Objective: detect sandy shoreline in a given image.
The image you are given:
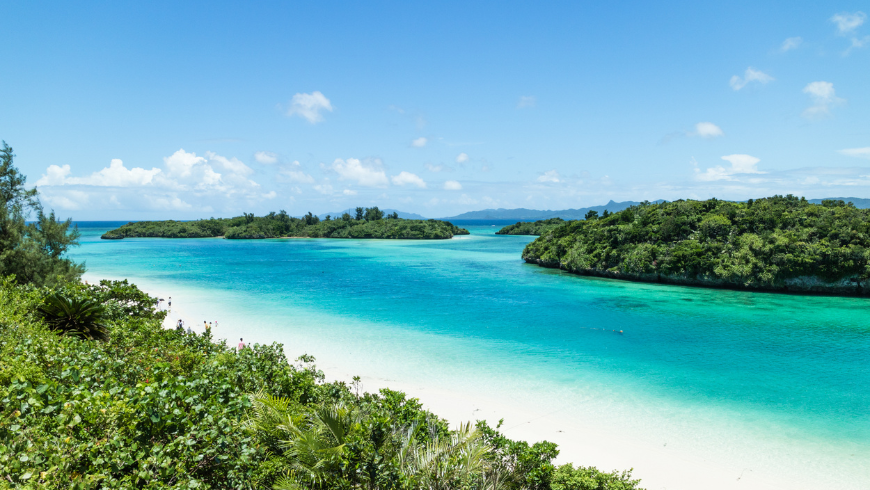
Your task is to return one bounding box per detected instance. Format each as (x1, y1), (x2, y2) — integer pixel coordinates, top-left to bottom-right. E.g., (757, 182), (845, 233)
(87, 273), (836, 490)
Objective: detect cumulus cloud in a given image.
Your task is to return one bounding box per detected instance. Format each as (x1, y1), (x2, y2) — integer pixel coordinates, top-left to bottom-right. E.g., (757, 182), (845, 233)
(37, 159), (162, 187)
(537, 170), (561, 183)
(35, 149), (272, 214)
(839, 147), (870, 159)
(831, 12), (866, 34)
(331, 158), (389, 187)
(343, 189), (357, 195)
(391, 171), (427, 188)
(314, 184), (334, 195)
(411, 137), (428, 148)
(286, 91), (333, 123)
(730, 67), (774, 90)
(443, 180), (462, 190)
(802, 81), (844, 119)
(780, 37), (802, 52)
(695, 154), (763, 181)
(517, 96), (536, 108)
(280, 169), (315, 184)
(254, 151), (278, 164)
(690, 122), (724, 138)
(455, 153), (469, 163)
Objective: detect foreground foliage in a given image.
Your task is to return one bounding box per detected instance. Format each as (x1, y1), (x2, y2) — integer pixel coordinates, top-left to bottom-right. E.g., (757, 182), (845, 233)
(523, 195), (870, 293)
(101, 208), (469, 240)
(0, 278), (643, 489)
(496, 218), (568, 236)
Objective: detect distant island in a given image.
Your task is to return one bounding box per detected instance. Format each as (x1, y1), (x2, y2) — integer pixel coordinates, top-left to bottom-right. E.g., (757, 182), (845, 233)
(443, 200), (666, 220)
(101, 207), (469, 240)
(442, 197), (870, 221)
(523, 196), (870, 295)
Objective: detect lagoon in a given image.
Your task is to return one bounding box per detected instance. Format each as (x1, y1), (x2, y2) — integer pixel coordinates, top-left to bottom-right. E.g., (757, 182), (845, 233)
(71, 221), (870, 490)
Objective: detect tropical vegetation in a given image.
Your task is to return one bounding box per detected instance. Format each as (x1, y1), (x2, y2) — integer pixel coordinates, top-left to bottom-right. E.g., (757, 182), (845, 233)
(523, 195), (870, 293)
(101, 208), (469, 240)
(496, 219), (569, 236)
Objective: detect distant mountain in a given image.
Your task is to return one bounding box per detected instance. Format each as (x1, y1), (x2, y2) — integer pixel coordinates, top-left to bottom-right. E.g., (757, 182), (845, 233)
(809, 197), (870, 209)
(317, 208), (428, 220)
(441, 200), (666, 220)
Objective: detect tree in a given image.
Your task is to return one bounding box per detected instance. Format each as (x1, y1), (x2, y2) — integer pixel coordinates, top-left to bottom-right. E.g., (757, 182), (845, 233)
(342, 213), (352, 222)
(584, 210), (598, 220)
(364, 206), (384, 221)
(304, 212), (320, 225)
(601, 210), (611, 218)
(0, 141), (83, 286)
(355, 207), (365, 220)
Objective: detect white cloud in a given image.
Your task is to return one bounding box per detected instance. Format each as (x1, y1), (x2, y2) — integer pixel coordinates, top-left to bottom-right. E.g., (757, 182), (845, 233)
(691, 122), (724, 138)
(831, 12), (866, 34)
(802, 81), (844, 119)
(730, 67), (774, 90)
(426, 163), (452, 172)
(262, 191), (277, 199)
(331, 158), (389, 187)
(411, 137), (428, 148)
(35, 164), (72, 186)
(254, 151), (278, 164)
(443, 180), (462, 190)
(696, 154), (763, 181)
(286, 91), (333, 123)
(780, 37), (802, 52)
(391, 171), (427, 188)
(280, 169), (315, 184)
(343, 189), (357, 195)
(314, 184), (334, 195)
(537, 170), (561, 183)
(455, 152), (469, 163)
(517, 96), (537, 108)
(205, 151), (253, 176)
(37, 159), (162, 187)
(839, 147), (870, 159)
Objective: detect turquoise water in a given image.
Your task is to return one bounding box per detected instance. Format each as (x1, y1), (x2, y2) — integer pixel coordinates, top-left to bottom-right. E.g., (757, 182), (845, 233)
(70, 222), (870, 488)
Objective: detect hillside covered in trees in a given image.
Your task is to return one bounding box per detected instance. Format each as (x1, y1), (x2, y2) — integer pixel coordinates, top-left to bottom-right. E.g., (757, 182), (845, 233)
(101, 207), (469, 240)
(523, 196), (870, 295)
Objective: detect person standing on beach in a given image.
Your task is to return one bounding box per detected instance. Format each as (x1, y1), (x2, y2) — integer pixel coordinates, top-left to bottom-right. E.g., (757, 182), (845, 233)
(237, 338), (245, 351)
(204, 321), (208, 330)
(168, 297), (172, 309)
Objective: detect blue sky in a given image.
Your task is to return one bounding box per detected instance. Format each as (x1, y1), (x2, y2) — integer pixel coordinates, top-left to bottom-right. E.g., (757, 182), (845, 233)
(1, 1), (868, 219)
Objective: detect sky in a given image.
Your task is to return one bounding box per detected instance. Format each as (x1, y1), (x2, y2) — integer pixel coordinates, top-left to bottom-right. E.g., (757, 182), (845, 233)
(1, 1), (869, 219)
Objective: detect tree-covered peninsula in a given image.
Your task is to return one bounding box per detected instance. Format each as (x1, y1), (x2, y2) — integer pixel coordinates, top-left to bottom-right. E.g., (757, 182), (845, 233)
(101, 207), (470, 240)
(523, 195), (870, 295)
(497, 218), (569, 236)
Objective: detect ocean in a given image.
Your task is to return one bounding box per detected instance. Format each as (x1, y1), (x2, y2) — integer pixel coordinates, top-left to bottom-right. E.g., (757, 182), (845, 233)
(70, 221), (870, 489)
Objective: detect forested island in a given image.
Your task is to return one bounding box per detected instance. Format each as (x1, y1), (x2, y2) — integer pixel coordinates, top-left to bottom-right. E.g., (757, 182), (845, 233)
(101, 207), (469, 240)
(1, 142), (642, 488)
(523, 195), (870, 295)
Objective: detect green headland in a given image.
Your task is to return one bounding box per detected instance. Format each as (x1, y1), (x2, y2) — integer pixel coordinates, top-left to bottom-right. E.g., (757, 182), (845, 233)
(522, 195), (870, 295)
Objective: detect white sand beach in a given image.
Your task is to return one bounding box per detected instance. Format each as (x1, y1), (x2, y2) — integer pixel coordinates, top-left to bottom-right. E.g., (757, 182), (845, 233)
(103, 276), (822, 490)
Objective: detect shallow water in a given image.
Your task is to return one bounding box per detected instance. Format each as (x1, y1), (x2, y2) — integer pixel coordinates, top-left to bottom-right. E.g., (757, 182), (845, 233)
(71, 221), (870, 488)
